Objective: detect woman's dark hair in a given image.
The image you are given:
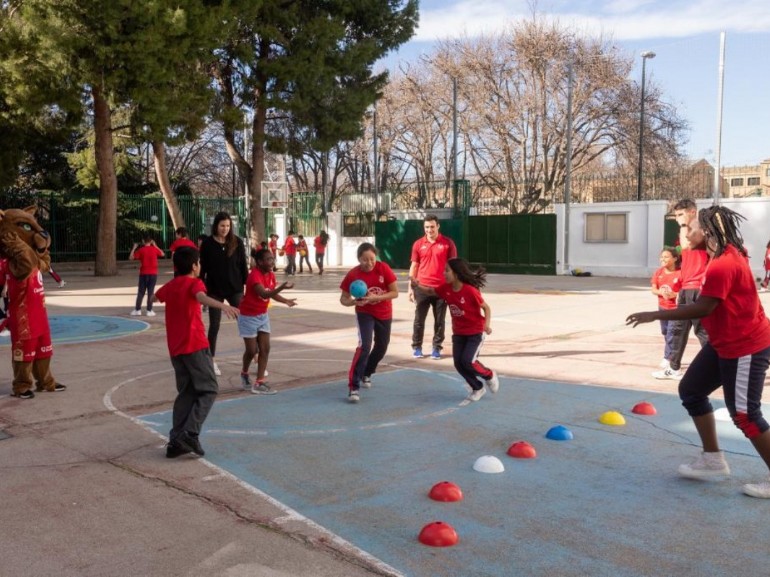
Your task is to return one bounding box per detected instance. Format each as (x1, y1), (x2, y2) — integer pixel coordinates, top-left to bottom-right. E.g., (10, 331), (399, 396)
(661, 246), (680, 269)
(319, 230), (329, 246)
(698, 205), (747, 258)
(357, 242), (377, 259)
(211, 212), (238, 256)
(173, 246), (199, 275)
(447, 258), (487, 289)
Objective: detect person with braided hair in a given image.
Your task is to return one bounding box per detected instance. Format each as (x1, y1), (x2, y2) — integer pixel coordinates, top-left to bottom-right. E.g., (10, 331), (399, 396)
(627, 205), (770, 498)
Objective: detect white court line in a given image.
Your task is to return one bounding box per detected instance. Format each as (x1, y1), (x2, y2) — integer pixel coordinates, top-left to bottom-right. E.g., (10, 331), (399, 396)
(103, 366), (406, 577)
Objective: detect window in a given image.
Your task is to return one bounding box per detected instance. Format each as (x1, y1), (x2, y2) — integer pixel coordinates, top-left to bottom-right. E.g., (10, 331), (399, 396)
(730, 177), (744, 186)
(766, 168), (770, 177)
(748, 177), (760, 186)
(585, 212), (627, 243)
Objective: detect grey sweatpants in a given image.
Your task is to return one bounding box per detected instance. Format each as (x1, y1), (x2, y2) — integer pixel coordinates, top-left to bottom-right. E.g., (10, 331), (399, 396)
(169, 348), (218, 442)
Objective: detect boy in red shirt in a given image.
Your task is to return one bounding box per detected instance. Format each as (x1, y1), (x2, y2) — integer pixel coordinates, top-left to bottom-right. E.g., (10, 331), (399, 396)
(412, 258), (499, 403)
(340, 242), (399, 403)
(407, 215), (457, 360)
(650, 247), (681, 370)
(627, 206), (770, 498)
(282, 230), (297, 276)
(238, 248), (296, 394)
(129, 234), (165, 316)
(154, 247), (239, 458)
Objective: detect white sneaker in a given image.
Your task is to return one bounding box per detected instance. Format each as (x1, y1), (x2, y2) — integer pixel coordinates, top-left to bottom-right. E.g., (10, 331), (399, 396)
(485, 371), (499, 394)
(146, 310), (156, 317)
(213, 362), (221, 376)
(652, 367), (683, 380)
(466, 388), (486, 402)
(130, 309), (142, 316)
(58, 280), (66, 288)
(678, 451), (730, 479)
(742, 477), (770, 498)
(658, 358), (670, 369)
(0, 329), (9, 337)
(362, 376), (372, 388)
(348, 390), (360, 403)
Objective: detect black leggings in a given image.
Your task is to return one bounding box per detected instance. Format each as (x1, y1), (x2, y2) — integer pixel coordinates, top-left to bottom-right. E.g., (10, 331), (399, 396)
(349, 312), (391, 390)
(207, 292), (243, 357)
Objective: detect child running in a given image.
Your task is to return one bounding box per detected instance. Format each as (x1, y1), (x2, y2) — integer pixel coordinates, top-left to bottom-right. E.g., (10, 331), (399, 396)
(340, 242), (399, 403)
(239, 248), (297, 395)
(627, 206), (770, 498)
(650, 247), (681, 370)
(153, 246), (239, 458)
(411, 258), (499, 402)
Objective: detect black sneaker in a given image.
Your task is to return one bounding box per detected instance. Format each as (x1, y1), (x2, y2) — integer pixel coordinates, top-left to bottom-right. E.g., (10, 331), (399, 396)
(165, 442), (191, 459)
(177, 431), (204, 456)
(13, 390), (35, 399)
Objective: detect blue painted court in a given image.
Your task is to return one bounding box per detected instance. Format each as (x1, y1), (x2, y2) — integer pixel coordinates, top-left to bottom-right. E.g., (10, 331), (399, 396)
(139, 369), (770, 577)
(0, 315), (148, 345)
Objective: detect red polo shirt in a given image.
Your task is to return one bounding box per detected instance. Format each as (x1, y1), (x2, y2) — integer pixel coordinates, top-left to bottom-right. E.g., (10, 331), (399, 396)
(410, 233), (457, 287)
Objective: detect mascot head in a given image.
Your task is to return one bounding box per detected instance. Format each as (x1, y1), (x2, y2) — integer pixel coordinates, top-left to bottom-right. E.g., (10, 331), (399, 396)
(0, 205), (52, 278)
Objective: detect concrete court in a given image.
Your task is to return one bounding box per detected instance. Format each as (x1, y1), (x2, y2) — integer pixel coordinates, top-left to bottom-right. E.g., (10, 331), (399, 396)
(1, 262), (769, 576)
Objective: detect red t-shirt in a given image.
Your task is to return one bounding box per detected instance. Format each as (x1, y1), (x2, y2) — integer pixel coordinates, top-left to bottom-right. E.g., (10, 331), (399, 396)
(699, 245), (770, 358)
(764, 247), (770, 271)
(340, 261), (397, 320)
(155, 276), (210, 357)
(283, 236), (297, 256)
(8, 269), (50, 341)
(268, 239), (278, 255)
(679, 248), (708, 290)
(435, 282), (486, 336)
(314, 236), (326, 255)
(133, 245), (164, 275)
(651, 267), (680, 310)
(240, 268), (275, 316)
(169, 238), (196, 253)
(411, 233), (457, 287)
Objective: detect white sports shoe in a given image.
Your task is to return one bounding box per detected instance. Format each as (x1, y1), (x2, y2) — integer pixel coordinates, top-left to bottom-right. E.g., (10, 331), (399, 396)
(213, 362), (221, 376)
(678, 451), (730, 479)
(466, 388), (486, 402)
(362, 376), (372, 388)
(658, 358), (670, 369)
(743, 477), (770, 498)
(130, 309), (142, 316)
(485, 371), (500, 394)
(652, 367), (683, 380)
(146, 310), (156, 317)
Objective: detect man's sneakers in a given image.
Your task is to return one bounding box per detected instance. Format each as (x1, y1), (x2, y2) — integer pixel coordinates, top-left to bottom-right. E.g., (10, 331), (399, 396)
(678, 451), (730, 479)
(743, 477), (770, 498)
(430, 349), (441, 360)
(485, 371), (500, 394)
(146, 310), (156, 317)
(130, 309), (142, 316)
(212, 362), (222, 376)
(348, 389), (360, 403)
(413, 347), (442, 360)
(466, 388), (486, 402)
(413, 347), (424, 359)
(652, 367), (683, 380)
(362, 376), (372, 388)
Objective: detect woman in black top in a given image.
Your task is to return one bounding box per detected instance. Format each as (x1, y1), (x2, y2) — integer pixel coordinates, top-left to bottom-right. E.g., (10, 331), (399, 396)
(199, 212), (248, 376)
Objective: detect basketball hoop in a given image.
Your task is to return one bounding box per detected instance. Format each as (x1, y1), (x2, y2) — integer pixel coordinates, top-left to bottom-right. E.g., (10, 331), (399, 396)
(261, 181), (289, 208)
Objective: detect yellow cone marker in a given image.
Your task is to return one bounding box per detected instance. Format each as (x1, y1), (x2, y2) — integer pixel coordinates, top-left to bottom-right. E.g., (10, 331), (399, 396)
(599, 411), (626, 426)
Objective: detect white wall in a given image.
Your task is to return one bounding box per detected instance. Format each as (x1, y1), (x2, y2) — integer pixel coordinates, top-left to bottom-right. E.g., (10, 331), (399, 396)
(556, 197), (770, 278)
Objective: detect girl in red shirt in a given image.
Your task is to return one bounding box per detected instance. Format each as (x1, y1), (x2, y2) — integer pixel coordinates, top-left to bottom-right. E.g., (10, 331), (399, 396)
(340, 243), (398, 403)
(650, 247), (681, 369)
(314, 231), (329, 275)
(627, 206), (770, 498)
(129, 234), (165, 317)
(412, 258), (500, 403)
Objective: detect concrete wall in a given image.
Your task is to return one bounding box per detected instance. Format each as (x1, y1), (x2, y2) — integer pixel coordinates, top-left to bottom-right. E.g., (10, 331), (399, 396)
(556, 197), (770, 278)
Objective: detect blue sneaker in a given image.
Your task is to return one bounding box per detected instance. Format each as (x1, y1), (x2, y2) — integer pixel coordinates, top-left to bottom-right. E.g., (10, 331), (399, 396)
(431, 349), (441, 360)
(413, 348), (424, 359)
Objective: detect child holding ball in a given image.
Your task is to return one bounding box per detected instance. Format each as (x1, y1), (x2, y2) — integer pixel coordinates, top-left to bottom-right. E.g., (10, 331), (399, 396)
(340, 243), (398, 403)
(411, 258), (499, 402)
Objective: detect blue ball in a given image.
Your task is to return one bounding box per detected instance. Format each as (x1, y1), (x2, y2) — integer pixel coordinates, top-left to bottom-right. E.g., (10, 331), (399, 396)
(350, 279), (368, 298)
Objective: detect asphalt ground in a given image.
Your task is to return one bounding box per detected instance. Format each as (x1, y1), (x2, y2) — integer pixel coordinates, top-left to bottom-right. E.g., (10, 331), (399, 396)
(1, 263), (769, 576)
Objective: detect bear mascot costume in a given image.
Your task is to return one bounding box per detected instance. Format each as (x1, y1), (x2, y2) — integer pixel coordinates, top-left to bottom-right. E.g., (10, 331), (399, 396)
(0, 206), (64, 398)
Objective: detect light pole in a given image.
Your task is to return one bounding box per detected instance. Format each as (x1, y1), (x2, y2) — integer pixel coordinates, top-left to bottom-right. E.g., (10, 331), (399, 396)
(636, 50), (656, 201)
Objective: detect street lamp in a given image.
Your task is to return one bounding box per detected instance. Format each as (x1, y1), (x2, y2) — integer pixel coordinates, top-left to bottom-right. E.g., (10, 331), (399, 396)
(636, 50), (656, 201)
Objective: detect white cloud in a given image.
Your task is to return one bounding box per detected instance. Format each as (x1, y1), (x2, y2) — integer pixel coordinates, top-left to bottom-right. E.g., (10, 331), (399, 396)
(414, 0), (770, 42)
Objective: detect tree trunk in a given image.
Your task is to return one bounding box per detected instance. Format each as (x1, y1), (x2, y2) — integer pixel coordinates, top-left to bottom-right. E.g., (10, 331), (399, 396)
(92, 85), (118, 276)
(152, 140), (185, 231)
(247, 100), (267, 249)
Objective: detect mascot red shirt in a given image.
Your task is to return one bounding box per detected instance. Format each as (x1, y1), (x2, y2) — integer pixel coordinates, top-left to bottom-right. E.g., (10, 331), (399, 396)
(8, 268), (52, 358)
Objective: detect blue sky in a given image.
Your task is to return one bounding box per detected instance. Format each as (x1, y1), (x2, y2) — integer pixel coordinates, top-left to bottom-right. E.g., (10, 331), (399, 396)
(381, 0), (770, 167)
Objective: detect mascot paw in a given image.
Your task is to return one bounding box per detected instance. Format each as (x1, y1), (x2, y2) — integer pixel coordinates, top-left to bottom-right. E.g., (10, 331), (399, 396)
(36, 383), (66, 392)
(12, 390), (35, 399)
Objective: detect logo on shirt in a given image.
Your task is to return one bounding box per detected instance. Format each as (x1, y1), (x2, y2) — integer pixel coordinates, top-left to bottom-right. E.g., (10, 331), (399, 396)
(448, 304), (465, 317)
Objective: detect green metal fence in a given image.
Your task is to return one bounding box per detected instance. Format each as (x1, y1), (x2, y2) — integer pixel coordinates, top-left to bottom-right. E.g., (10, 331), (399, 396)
(0, 192), (246, 261)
